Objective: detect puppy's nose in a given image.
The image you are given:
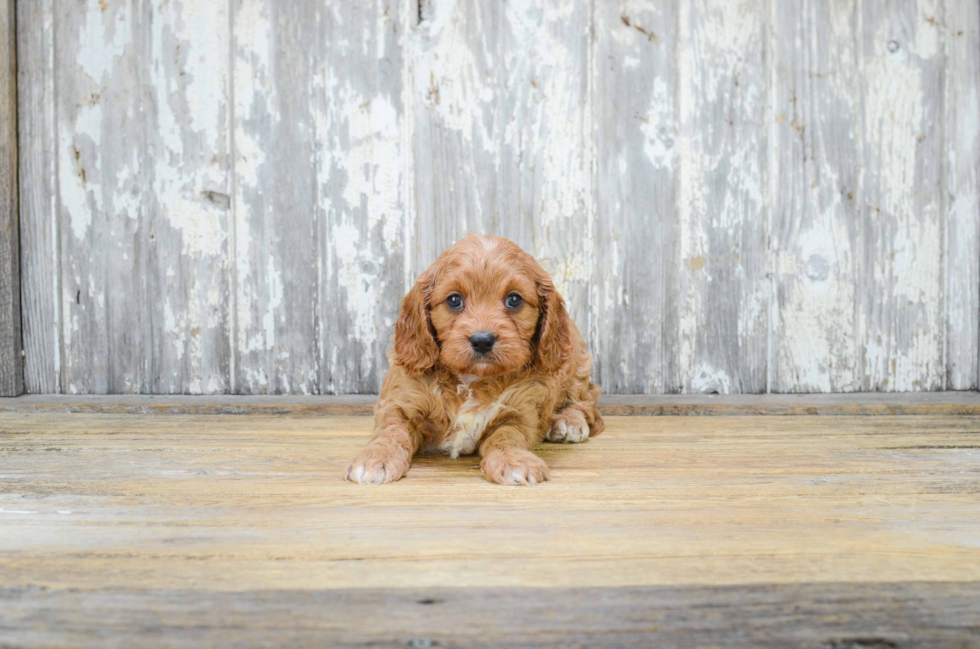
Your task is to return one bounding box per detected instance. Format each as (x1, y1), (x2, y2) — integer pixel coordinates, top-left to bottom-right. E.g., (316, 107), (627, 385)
(469, 332), (497, 355)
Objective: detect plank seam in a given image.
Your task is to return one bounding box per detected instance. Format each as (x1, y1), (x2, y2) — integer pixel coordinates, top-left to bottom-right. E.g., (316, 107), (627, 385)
(311, 3), (321, 396)
(941, 0), (949, 391)
(856, 0), (867, 391)
(226, 0), (237, 395)
(975, 0), (980, 394)
(11, 0), (22, 396)
(50, 0), (62, 395)
(587, 0), (598, 392)
(1, 0), (22, 396)
(666, 0), (680, 395)
(766, 0), (776, 394)
(671, 0), (683, 394)
(138, 0), (151, 393)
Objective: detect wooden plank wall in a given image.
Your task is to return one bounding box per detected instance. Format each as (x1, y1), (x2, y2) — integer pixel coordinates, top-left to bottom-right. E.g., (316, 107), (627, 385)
(0, 0), (21, 396)
(14, 0), (980, 395)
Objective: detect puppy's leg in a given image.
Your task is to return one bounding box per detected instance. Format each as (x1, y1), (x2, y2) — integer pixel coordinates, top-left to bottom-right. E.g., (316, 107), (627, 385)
(546, 404), (591, 443)
(346, 409), (417, 485)
(479, 426), (550, 486)
(547, 387), (604, 443)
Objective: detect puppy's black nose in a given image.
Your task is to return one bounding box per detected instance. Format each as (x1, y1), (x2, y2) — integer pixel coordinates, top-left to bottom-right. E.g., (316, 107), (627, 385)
(469, 332), (497, 355)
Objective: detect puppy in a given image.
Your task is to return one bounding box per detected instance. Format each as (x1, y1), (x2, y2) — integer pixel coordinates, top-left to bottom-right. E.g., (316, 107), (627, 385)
(345, 234), (603, 486)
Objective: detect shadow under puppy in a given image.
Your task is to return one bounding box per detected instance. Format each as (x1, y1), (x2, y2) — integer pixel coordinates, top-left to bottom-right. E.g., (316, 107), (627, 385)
(345, 234), (603, 486)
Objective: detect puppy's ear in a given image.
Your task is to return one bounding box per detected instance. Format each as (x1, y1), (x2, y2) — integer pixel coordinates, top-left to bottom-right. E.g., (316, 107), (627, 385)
(393, 267), (440, 375)
(531, 265), (571, 373)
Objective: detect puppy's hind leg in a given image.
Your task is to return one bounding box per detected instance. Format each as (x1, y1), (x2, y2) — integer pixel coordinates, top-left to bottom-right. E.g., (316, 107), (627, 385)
(547, 385), (604, 444)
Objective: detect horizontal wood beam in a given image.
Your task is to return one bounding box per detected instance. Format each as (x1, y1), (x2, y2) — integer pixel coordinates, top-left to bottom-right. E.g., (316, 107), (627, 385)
(3, 582), (978, 648)
(0, 0), (22, 396)
(2, 392), (979, 416)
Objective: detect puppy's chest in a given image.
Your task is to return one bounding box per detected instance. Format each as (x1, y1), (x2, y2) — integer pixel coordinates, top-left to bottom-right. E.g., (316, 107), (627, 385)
(429, 380), (508, 458)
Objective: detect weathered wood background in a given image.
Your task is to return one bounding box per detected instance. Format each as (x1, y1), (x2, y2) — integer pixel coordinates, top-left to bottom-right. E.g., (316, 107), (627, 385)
(14, 0), (980, 395)
(1, 0), (21, 397)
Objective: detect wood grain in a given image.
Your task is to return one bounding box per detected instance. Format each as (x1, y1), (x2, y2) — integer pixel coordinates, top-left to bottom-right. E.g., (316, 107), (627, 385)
(2, 410), (979, 643)
(16, 0), (59, 394)
(412, 0), (594, 334)
(12, 1), (980, 396)
(671, 0), (769, 394)
(2, 583), (979, 648)
(861, 0), (945, 392)
(314, 0), (410, 395)
(0, 0), (21, 397)
(2, 412), (979, 591)
(592, 0), (676, 394)
(771, 0), (862, 393)
(497, 0), (594, 337)
(411, 0), (499, 270)
(945, 0), (980, 390)
(144, 0), (232, 395)
(231, 0), (318, 395)
(55, 0), (146, 393)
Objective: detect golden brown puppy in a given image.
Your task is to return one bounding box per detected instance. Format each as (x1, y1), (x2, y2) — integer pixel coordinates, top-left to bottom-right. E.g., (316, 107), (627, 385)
(345, 234), (603, 486)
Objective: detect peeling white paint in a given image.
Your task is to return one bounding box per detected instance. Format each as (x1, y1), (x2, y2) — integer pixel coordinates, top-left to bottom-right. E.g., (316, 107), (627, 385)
(640, 78), (676, 170)
(30, 0), (976, 397)
(62, 103), (103, 241)
(414, 0), (497, 159)
(331, 222), (379, 348)
(77, 1), (132, 83)
(167, 198), (226, 258)
(861, 11), (944, 391)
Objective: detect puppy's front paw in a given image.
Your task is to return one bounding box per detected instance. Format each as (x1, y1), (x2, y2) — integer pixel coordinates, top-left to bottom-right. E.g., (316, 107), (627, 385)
(480, 448), (550, 486)
(345, 447), (409, 485)
(546, 408), (590, 443)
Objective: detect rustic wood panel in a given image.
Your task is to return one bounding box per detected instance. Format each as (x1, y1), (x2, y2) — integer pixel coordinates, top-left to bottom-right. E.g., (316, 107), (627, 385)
(593, 0), (676, 394)
(670, 0), (769, 394)
(144, 0), (232, 394)
(232, 0), (410, 395)
(412, 0), (594, 332)
(0, 0), (21, 396)
(771, 0), (862, 393)
(496, 0), (594, 333)
(861, 0), (945, 392)
(411, 0), (499, 268)
(55, 0), (147, 393)
(946, 0), (980, 390)
(231, 0), (319, 394)
(2, 583), (979, 648)
(17, 0), (59, 394)
(1, 412), (979, 591)
(12, 0), (980, 395)
(314, 0), (410, 395)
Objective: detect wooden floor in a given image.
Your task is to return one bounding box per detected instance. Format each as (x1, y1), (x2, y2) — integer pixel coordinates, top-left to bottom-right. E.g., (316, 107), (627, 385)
(1, 404), (979, 647)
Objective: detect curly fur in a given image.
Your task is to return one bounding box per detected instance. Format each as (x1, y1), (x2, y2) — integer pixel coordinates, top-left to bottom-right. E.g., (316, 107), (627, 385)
(345, 234), (603, 486)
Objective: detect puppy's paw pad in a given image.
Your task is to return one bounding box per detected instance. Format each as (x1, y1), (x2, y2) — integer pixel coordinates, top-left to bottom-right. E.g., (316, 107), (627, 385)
(481, 449), (550, 486)
(345, 450), (408, 485)
(546, 409), (590, 443)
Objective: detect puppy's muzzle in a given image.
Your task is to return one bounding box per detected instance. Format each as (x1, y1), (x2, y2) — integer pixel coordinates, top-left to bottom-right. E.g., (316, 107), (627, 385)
(469, 332), (497, 355)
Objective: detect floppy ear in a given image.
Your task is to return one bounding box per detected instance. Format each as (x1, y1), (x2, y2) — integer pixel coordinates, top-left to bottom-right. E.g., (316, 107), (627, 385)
(532, 267), (571, 373)
(393, 267), (440, 375)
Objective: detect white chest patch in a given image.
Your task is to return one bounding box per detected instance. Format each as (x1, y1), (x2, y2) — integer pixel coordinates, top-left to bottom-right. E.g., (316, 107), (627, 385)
(443, 389), (510, 459)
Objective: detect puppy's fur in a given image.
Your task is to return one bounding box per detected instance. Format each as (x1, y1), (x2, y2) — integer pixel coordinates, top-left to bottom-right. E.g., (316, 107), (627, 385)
(345, 234), (603, 486)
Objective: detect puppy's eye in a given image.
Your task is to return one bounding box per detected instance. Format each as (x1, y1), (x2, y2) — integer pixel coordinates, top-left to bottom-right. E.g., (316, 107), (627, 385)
(505, 293), (523, 309)
(446, 294), (464, 310)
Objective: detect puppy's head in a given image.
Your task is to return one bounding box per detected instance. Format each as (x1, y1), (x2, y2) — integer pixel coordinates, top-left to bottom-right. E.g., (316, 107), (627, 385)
(393, 235), (570, 378)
